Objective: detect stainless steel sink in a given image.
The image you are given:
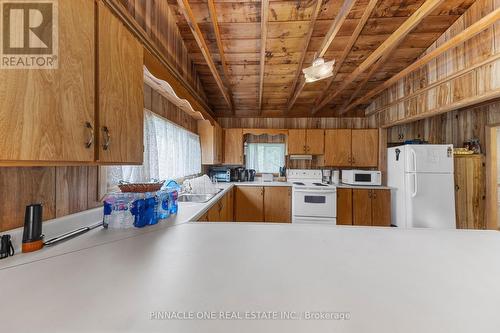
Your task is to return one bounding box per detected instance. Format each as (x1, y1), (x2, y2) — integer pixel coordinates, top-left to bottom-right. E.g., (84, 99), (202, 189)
(177, 189), (222, 203)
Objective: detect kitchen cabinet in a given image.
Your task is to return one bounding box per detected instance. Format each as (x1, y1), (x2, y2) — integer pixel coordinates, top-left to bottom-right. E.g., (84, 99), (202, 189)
(325, 130), (352, 167)
(338, 188), (391, 227)
(264, 187), (292, 223)
(454, 155), (486, 229)
(287, 129), (324, 155)
(198, 189), (233, 222)
(0, 1), (144, 165)
(288, 130), (307, 154)
(324, 129), (378, 167)
(198, 120), (223, 165)
(235, 186), (264, 222)
(97, 2), (144, 164)
(0, 0), (95, 164)
(224, 129), (244, 165)
(351, 129), (378, 167)
(336, 188), (353, 225)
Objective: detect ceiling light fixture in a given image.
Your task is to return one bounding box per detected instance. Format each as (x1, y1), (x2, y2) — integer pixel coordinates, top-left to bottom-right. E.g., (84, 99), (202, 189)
(302, 57), (335, 83)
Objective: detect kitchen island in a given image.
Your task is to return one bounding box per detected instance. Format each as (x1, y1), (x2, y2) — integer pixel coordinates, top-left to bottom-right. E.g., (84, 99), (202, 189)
(1, 222), (500, 332)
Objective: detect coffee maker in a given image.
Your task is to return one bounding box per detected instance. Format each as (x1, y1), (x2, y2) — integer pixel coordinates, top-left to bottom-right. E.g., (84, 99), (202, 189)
(321, 169), (332, 184)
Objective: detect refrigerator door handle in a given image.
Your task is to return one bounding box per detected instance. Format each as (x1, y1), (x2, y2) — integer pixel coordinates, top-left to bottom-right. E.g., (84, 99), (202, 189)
(410, 149), (417, 172)
(411, 173), (418, 197)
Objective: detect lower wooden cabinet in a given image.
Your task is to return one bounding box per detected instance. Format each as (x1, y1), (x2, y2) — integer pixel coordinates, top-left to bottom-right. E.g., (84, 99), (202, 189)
(337, 188), (391, 227)
(454, 155), (486, 229)
(235, 186), (264, 222)
(264, 187), (292, 223)
(234, 186), (292, 223)
(203, 188), (234, 222)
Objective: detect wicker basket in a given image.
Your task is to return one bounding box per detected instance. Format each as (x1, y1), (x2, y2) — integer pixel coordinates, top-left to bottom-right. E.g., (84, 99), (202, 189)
(118, 181), (165, 193)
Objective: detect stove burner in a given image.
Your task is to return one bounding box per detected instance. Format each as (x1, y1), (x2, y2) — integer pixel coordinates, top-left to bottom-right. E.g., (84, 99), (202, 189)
(293, 182), (305, 186)
(313, 183), (327, 187)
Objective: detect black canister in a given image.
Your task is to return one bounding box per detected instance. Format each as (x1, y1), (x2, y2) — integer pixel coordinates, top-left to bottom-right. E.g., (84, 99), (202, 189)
(22, 204), (44, 252)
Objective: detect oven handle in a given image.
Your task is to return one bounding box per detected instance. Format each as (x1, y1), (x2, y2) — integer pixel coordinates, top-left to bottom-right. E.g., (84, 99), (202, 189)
(293, 189), (337, 194)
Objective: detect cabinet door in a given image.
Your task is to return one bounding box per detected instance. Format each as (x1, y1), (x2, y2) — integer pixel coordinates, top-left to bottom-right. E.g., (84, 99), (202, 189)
(215, 124), (224, 164)
(324, 130), (352, 167)
(337, 188), (353, 225)
(207, 202), (221, 222)
(351, 129), (378, 167)
(306, 130), (325, 155)
(223, 188), (234, 221)
(352, 189), (372, 226)
(264, 187), (291, 223)
(235, 186), (264, 222)
(371, 190), (391, 227)
(288, 130), (306, 154)
(224, 129), (244, 165)
(98, 3), (144, 164)
(0, 0), (95, 163)
(454, 157), (468, 229)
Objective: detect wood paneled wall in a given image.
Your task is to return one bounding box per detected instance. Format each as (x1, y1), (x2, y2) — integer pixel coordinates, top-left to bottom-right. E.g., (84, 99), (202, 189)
(119, 0), (207, 102)
(0, 167), (101, 232)
(0, 86), (199, 232)
(367, 0), (500, 128)
(218, 117), (370, 129)
(387, 101), (500, 151)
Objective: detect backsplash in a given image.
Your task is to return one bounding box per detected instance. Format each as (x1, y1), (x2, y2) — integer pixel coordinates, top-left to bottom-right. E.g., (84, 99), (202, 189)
(0, 167), (101, 232)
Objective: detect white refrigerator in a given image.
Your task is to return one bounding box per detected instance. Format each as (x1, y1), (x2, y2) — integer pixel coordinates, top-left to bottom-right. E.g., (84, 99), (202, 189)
(387, 144), (456, 229)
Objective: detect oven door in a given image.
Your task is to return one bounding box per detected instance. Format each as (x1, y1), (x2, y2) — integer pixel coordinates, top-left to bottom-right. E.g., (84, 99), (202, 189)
(292, 189), (336, 218)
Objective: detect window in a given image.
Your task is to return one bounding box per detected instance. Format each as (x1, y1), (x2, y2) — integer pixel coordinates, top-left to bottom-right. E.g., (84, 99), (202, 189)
(107, 111), (201, 189)
(245, 143), (286, 173)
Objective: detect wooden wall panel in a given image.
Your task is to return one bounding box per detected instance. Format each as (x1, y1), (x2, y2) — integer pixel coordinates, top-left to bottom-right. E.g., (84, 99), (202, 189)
(387, 101), (500, 152)
(119, 0), (207, 102)
(218, 117), (370, 129)
(145, 84), (198, 133)
(366, 0), (500, 128)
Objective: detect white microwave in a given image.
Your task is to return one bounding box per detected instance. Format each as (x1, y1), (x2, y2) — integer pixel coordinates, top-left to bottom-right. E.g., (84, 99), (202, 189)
(342, 170), (382, 186)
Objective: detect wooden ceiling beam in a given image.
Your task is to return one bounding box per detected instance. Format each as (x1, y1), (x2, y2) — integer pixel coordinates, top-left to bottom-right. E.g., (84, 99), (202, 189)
(176, 0), (233, 111)
(312, 0), (446, 115)
(207, 0), (234, 114)
(313, 0), (379, 107)
(259, 0), (269, 113)
(287, 0), (356, 111)
(341, 7), (500, 115)
(286, 0), (323, 112)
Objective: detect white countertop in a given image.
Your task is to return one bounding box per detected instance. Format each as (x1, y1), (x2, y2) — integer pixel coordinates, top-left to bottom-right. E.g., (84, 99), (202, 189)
(1, 223), (499, 332)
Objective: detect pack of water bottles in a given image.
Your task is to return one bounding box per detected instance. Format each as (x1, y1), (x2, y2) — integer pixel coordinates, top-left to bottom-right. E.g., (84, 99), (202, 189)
(103, 181), (180, 229)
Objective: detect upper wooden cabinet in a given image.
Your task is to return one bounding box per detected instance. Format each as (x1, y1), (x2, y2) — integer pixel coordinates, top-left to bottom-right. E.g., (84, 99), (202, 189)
(324, 129), (378, 167)
(224, 129), (244, 165)
(264, 187), (291, 223)
(287, 129), (324, 155)
(0, 0), (95, 164)
(351, 129), (378, 167)
(198, 120), (223, 165)
(325, 129), (352, 167)
(97, 2), (144, 164)
(0, 1), (144, 166)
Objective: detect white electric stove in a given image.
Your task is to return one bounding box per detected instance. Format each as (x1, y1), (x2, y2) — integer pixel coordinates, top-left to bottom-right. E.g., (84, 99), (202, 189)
(287, 169), (337, 224)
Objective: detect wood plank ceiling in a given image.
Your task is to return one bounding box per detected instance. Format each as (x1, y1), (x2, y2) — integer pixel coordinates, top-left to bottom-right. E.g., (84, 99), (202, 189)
(167, 0), (476, 118)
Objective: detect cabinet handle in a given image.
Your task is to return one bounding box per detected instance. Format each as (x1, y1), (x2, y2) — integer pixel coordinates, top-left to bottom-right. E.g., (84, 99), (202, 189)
(303, 145), (306, 152)
(102, 126), (111, 151)
(352, 157), (356, 164)
(85, 122), (94, 148)
(372, 191), (377, 199)
(368, 190), (372, 198)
